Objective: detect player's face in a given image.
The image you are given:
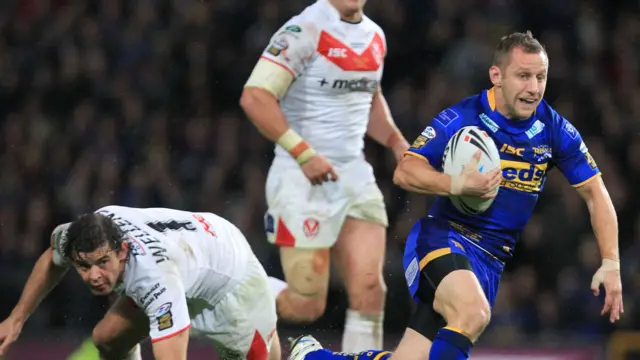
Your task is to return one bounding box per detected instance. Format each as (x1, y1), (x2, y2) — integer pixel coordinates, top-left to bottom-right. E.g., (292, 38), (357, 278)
(493, 47), (548, 119)
(72, 242), (128, 296)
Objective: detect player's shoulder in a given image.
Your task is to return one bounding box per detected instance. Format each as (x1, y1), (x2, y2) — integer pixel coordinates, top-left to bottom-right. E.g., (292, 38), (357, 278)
(121, 235), (168, 287)
(430, 93), (484, 133)
(360, 15), (386, 47)
(119, 254), (162, 300)
(360, 14), (385, 34)
(535, 99), (580, 140)
(534, 99), (562, 125)
(51, 222), (70, 239)
(280, 2), (326, 35)
(50, 222), (71, 265)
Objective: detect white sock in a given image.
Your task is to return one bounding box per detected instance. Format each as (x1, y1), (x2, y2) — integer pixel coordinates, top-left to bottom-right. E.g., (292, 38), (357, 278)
(268, 276), (288, 298)
(341, 309), (384, 353)
(123, 344), (142, 360)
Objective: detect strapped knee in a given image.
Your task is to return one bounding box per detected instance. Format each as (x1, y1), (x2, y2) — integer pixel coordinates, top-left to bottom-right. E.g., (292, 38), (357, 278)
(281, 248), (330, 297)
(278, 248), (330, 322)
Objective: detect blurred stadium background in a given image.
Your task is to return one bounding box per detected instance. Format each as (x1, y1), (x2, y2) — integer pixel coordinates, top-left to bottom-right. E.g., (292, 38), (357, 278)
(0, 0), (639, 359)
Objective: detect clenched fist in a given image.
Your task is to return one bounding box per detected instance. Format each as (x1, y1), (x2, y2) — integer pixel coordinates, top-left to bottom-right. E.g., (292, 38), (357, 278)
(301, 154), (339, 185)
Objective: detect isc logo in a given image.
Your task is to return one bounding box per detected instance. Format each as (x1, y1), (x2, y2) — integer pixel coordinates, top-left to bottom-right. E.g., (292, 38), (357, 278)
(500, 144), (524, 156)
(328, 48), (348, 58)
(500, 160), (548, 192)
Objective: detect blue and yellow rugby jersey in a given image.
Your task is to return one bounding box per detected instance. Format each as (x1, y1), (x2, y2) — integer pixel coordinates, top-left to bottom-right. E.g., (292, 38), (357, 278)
(406, 87), (601, 260)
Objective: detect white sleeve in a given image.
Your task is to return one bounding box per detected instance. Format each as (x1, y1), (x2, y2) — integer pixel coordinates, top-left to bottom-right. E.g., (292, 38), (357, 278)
(260, 20), (319, 77)
(244, 19), (319, 98)
(51, 223), (71, 266)
(129, 264), (191, 342)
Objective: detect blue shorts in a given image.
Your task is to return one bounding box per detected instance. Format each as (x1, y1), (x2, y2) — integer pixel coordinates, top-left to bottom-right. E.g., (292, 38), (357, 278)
(403, 217), (505, 307)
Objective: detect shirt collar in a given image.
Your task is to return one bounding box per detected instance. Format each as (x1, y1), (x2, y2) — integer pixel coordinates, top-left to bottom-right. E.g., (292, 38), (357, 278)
(482, 87), (537, 133)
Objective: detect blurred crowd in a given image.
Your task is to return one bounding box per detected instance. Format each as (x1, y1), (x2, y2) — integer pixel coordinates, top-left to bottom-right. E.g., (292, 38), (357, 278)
(0, 0), (639, 347)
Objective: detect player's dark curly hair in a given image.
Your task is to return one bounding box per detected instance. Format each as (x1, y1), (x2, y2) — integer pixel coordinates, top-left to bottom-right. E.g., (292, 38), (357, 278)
(493, 30), (546, 67)
(64, 213), (126, 263)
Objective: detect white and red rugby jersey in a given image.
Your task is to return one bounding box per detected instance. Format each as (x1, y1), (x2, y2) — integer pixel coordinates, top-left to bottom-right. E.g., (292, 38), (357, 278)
(259, 0), (387, 164)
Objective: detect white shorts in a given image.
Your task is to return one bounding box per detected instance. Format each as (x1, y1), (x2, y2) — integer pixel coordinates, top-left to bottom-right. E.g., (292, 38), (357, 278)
(265, 157), (388, 249)
(190, 255), (277, 359)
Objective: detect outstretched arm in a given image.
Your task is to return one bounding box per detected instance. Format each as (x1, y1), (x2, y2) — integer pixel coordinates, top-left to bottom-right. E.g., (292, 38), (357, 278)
(0, 226), (70, 355)
(552, 117), (622, 323)
(241, 21), (318, 166)
(11, 247), (69, 322)
(576, 177), (618, 261)
(576, 176), (623, 323)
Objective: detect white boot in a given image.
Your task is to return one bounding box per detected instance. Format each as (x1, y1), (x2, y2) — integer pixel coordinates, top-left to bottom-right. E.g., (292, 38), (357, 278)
(288, 335), (323, 360)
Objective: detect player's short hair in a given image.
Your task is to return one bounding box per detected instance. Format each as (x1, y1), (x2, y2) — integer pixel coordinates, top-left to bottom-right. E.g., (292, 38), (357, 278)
(64, 213), (125, 263)
(493, 30), (546, 67)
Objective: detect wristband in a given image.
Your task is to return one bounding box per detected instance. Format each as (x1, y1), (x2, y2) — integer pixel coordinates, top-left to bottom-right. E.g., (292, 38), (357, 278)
(450, 175), (463, 196)
(276, 129), (316, 165)
(601, 258), (620, 271)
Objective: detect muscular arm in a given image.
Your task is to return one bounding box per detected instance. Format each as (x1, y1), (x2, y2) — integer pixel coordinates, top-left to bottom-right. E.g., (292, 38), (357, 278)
(393, 155), (453, 196)
(576, 175), (623, 322)
(241, 65), (316, 164)
(240, 54), (294, 143)
(366, 89), (409, 151)
(152, 329), (189, 360)
(11, 233), (70, 323)
(576, 176), (619, 260)
(0, 230), (70, 355)
(240, 85), (292, 142)
(241, 21), (319, 165)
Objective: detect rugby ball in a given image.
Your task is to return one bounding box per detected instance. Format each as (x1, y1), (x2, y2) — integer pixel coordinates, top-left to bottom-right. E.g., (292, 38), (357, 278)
(442, 126), (501, 215)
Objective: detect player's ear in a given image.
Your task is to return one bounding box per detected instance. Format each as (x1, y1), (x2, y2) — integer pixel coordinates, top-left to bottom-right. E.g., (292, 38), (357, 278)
(489, 65), (501, 87)
(119, 241), (129, 260)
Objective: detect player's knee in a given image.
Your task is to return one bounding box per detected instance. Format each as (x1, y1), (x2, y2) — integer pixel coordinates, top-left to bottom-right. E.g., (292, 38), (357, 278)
(278, 289), (327, 322)
(346, 272), (387, 311)
(281, 249), (330, 296)
(285, 264), (329, 304)
(459, 302), (491, 337)
(431, 268), (491, 339)
(290, 295), (326, 321)
(277, 285), (327, 323)
(436, 296), (491, 339)
(277, 261), (327, 322)
(278, 248), (330, 323)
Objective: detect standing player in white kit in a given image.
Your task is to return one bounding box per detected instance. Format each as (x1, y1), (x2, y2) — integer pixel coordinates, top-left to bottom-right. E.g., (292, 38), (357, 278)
(240, 0), (409, 352)
(0, 206), (281, 360)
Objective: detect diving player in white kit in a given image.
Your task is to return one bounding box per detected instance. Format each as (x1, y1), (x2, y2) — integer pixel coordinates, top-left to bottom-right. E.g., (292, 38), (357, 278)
(240, 0), (410, 352)
(0, 206), (280, 360)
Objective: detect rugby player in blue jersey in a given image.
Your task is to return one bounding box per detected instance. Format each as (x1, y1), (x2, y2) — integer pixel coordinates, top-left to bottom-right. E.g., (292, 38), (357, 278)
(286, 31), (623, 360)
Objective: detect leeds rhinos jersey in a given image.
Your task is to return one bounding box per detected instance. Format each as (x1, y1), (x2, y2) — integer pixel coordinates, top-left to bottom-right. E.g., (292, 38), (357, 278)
(406, 88), (601, 261)
(259, 0), (386, 164)
(51, 206), (253, 341)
